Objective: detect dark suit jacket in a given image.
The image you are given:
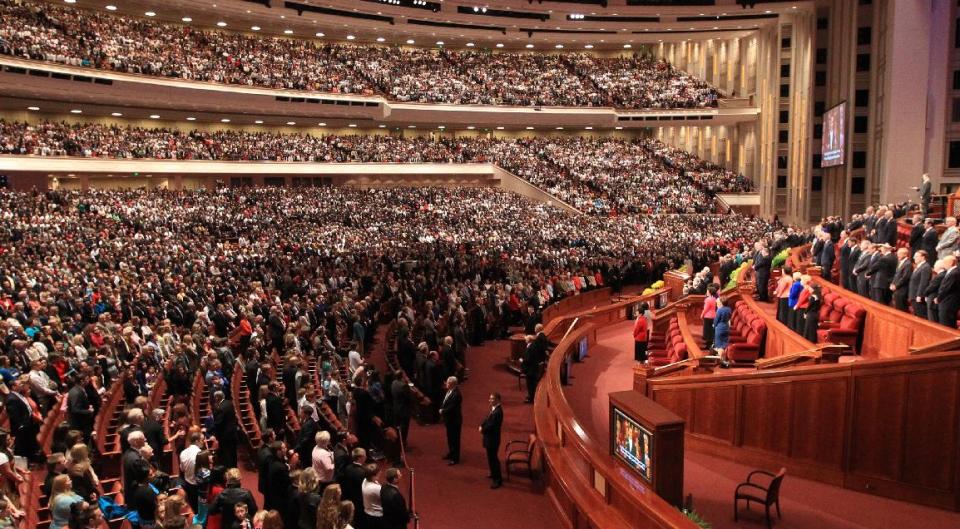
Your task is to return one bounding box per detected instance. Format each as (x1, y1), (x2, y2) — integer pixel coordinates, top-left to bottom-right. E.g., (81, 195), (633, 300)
(264, 459), (292, 511)
(381, 484), (410, 529)
(910, 224), (924, 254)
(892, 258), (913, 290)
(294, 418), (319, 465)
(339, 462), (367, 512)
(213, 399), (239, 443)
(265, 392), (286, 433)
(925, 272), (944, 301)
(909, 262), (932, 300)
(5, 394), (34, 438)
(142, 418), (167, 458)
(821, 240), (836, 271)
(439, 388), (462, 426)
(523, 333), (549, 376)
(871, 253), (897, 290)
(922, 228), (939, 258)
(390, 379), (412, 421)
(938, 268), (960, 309)
(67, 384), (94, 433)
(480, 404), (503, 450)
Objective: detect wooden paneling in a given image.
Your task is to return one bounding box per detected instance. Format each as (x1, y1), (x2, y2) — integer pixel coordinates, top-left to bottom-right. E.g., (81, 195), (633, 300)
(652, 389), (695, 428)
(902, 369), (959, 491)
(692, 386), (737, 443)
(740, 382), (792, 455)
(850, 374), (907, 481)
(790, 378), (847, 466)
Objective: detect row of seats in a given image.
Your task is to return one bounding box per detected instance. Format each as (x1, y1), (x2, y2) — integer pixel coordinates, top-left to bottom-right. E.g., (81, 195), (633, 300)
(726, 301), (768, 364)
(232, 362), (262, 453)
(648, 316), (689, 367)
(816, 289), (867, 353)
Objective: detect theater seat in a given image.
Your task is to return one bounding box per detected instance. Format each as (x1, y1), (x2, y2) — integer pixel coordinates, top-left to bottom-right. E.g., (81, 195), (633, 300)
(817, 302), (865, 353)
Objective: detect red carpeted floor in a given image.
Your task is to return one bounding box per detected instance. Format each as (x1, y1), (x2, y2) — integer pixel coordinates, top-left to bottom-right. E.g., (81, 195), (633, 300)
(567, 320), (960, 529)
(369, 328), (560, 529)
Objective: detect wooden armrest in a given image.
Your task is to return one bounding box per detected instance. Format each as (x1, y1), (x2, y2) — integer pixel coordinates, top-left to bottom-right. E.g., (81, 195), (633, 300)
(736, 482), (769, 494)
(747, 469), (776, 484)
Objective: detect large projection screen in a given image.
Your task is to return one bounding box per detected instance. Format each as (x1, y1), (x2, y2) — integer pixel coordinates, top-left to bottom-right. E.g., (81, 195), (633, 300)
(821, 102), (847, 168)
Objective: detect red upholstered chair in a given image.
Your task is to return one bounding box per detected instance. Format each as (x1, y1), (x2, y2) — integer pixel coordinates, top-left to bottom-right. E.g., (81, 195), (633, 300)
(817, 303), (865, 353)
(727, 319), (766, 364)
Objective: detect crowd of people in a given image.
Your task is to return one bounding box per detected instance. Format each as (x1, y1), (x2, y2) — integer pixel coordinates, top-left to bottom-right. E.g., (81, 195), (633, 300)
(0, 0), (721, 109)
(0, 186), (777, 529)
(0, 119), (754, 214)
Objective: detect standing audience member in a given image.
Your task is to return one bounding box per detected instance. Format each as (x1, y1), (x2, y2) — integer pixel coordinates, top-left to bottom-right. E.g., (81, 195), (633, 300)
(361, 464), (384, 529)
(480, 393), (504, 489)
(909, 251), (932, 318)
(439, 377), (462, 466)
(632, 303), (650, 363)
(379, 468), (410, 529)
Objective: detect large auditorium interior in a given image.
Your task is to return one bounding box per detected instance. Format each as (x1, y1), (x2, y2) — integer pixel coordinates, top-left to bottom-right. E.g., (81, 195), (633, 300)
(0, 1), (958, 529)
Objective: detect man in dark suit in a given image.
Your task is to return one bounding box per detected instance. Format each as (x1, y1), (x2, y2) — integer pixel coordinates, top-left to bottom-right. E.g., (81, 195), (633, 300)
(480, 392), (504, 489)
(820, 235), (836, 283)
(339, 448), (368, 517)
(294, 404), (319, 468)
(523, 325), (550, 404)
(256, 429), (276, 499)
(917, 173), (932, 217)
(922, 218), (939, 264)
(211, 390), (239, 468)
(926, 262), (946, 325)
(937, 256), (960, 328)
(264, 442), (292, 512)
(439, 376), (462, 465)
(380, 468), (411, 529)
(67, 373), (95, 440)
(142, 407), (168, 463)
(264, 382), (286, 435)
(390, 372), (412, 447)
(890, 247), (913, 311)
(878, 211), (898, 246)
(909, 214), (925, 257)
(870, 244), (897, 304)
(6, 376), (41, 462)
(208, 468), (259, 529)
(753, 246), (772, 301)
(909, 251), (932, 318)
(843, 237), (860, 291)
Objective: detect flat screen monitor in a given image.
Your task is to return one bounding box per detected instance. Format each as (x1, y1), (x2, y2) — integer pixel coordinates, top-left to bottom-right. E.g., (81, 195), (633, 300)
(821, 102), (847, 168)
(611, 407), (653, 482)
(578, 337), (588, 361)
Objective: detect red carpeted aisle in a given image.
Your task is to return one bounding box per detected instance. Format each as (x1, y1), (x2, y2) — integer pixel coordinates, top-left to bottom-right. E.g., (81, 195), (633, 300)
(567, 319), (960, 529)
(371, 328), (560, 529)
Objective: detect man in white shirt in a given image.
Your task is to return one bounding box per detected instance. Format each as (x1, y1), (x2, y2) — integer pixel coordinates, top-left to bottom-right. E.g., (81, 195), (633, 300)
(28, 359), (57, 412)
(179, 430), (204, 510)
(312, 431), (335, 486)
(348, 347), (363, 379)
(361, 464), (384, 523)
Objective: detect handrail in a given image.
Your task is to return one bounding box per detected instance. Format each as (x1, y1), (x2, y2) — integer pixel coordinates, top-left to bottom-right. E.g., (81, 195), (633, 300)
(652, 358), (699, 377)
(534, 286), (696, 529)
(909, 336), (960, 355)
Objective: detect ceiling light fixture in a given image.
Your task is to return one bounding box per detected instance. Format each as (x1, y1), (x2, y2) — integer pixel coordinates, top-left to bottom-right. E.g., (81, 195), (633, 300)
(182, 17), (192, 22)
(349, 124), (357, 127)
(495, 43), (504, 48)
(220, 118), (230, 122)
(584, 44), (594, 49)
(27, 106), (39, 111)
(496, 126), (504, 130)
(186, 117), (197, 121)
(286, 121), (296, 125)
(466, 42), (475, 47)
(284, 29), (293, 34)
(623, 44), (632, 48)
(105, 5), (117, 11)
(525, 44), (534, 49)
(254, 120), (264, 124)
(585, 126), (593, 130)
(111, 112), (123, 117)
(555, 44), (563, 49)
(376, 37), (385, 42)
(318, 122), (326, 126)
(378, 124), (387, 128)
(217, 21), (227, 27)
(406, 39), (415, 44)
(70, 109), (82, 114)
(145, 11), (156, 17)
(316, 32), (325, 37)
(467, 126), (476, 130)
(150, 114), (160, 119)
(346, 35), (356, 40)
(436, 41), (444, 46)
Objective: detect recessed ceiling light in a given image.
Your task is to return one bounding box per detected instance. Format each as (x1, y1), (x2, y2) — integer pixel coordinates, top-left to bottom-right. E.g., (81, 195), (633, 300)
(63, 0), (76, 4)
(406, 39), (415, 44)
(284, 29), (293, 34)
(182, 17), (192, 22)
(149, 114), (160, 119)
(70, 109), (82, 114)
(251, 26), (261, 31)
(615, 126), (623, 130)
(467, 126), (476, 130)
(623, 44), (632, 48)
(408, 125), (416, 128)
(525, 44), (534, 49)
(466, 42), (475, 47)
(318, 122), (326, 126)
(144, 11), (156, 17)
(220, 118), (230, 123)
(555, 127), (563, 130)
(316, 32), (325, 37)
(526, 126), (535, 130)
(495, 43), (504, 48)
(438, 126), (446, 129)
(349, 124), (357, 127)
(346, 35), (356, 40)
(584, 44), (594, 49)
(496, 126), (505, 130)
(436, 41), (444, 46)
(105, 5), (117, 11)
(217, 21), (227, 27)
(27, 106), (39, 111)
(286, 121), (296, 125)
(585, 126), (593, 130)
(111, 112), (123, 117)
(555, 44), (563, 49)
(378, 124), (386, 128)
(186, 117), (197, 121)
(376, 37), (385, 42)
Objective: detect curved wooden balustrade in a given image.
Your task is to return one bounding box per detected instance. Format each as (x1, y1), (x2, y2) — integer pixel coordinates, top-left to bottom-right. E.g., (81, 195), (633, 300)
(533, 287), (698, 529)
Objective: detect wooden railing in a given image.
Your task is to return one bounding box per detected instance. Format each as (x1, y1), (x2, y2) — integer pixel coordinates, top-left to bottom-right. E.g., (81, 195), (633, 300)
(641, 350), (960, 511)
(534, 287), (698, 529)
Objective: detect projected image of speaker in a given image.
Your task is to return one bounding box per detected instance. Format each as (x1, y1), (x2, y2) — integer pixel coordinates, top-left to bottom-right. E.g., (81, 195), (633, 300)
(821, 102), (847, 168)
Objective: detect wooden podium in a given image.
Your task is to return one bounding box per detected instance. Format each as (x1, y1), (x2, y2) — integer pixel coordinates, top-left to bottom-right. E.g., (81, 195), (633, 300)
(609, 390), (685, 507)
